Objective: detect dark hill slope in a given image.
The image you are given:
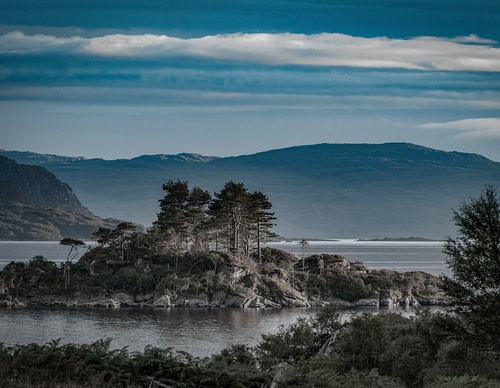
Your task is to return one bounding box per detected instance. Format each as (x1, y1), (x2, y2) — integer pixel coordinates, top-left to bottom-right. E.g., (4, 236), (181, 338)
(0, 156), (120, 240)
(0, 155), (92, 215)
(2, 143), (500, 239)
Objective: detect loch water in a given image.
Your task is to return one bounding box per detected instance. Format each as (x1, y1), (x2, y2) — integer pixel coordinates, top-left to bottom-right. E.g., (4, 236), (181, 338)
(0, 240), (448, 275)
(266, 240), (448, 276)
(0, 306), (430, 358)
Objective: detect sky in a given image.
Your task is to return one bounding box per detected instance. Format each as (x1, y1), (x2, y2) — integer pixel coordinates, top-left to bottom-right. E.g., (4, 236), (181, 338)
(1, 0), (500, 161)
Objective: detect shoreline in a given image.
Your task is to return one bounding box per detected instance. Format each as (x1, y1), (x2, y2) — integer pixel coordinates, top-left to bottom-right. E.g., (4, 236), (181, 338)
(1, 290), (448, 309)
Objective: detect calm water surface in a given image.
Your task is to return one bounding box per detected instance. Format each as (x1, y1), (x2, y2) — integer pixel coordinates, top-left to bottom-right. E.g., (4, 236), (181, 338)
(0, 306), (423, 358)
(267, 240), (448, 275)
(0, 240), (448, 275)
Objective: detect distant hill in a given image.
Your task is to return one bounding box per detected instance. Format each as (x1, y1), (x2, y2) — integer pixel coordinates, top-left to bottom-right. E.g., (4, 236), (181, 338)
(0, 155), (120, 240)
(0, 155), (92, 215)
(2, 143), (500, 239)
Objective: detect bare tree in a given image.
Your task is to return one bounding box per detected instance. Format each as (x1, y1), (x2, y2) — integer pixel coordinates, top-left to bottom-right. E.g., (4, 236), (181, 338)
(299, 239), (309, 271)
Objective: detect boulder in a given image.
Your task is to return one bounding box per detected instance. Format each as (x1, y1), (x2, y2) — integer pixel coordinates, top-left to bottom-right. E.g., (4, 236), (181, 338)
(246, 296), (267, 308)
(210, 290), (228, 306)
(172, 293), (210, 307)
(134, 293), (154, 303)
(280, 296), (310, 307)
(188, 293), (210, 307)
(224, 295), (248, 308)
(112, 292), (135, 306)
(153, 294), (171, 307)
(355, 298), (379, 307)
(379, 298), (398, 308)
(0, 295), (27, 307)
(83, 299), (121, 308)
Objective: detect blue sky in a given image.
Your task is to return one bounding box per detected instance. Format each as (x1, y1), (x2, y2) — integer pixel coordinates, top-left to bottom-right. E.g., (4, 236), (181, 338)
(1, 0), (500, 161)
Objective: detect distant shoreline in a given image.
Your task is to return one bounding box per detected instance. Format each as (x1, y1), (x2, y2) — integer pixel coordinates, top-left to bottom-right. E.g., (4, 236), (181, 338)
(275, 237), (441, 243)
(357, 237), (439, 242)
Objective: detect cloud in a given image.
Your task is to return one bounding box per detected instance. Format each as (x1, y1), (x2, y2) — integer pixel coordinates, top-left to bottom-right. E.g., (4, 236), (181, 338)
(3, 84), (499, 116)
(1, 31), (500, 72)
(0, 31), (84, 53)
(420, 118), (500, 138)
(447, 34), (497, 45)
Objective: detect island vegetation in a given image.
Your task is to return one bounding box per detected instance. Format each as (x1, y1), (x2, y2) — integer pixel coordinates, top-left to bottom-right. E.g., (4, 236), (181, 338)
(0, 184), (499, 387)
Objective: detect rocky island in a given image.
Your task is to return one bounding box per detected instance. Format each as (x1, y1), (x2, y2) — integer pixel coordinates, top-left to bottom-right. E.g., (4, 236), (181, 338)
(0, 246), (447, 309)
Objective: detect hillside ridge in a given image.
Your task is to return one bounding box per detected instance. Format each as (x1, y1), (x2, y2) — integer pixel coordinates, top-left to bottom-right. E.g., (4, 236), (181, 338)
(0, 155), (92, 215)
(2, 142), (497, 165)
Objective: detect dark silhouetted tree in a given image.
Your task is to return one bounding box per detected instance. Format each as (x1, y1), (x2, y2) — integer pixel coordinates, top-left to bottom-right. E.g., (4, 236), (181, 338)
(442, 185), (500, 352)
(187, 186), (212, 251)
(60, 237), (85, 289)
(155, 179), (190, 263)
(112, 221), (136, 261)
(210, 181), (251, 253)
(92, 227), (112, 246)
(250, 191), (277, 262)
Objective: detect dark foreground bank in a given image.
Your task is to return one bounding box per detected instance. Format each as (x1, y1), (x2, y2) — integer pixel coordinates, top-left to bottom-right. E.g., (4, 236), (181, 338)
(1, 308), (500, 388)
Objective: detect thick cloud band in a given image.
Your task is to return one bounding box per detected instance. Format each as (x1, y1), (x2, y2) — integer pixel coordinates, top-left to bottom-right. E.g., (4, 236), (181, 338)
(2, 31), (499, 72)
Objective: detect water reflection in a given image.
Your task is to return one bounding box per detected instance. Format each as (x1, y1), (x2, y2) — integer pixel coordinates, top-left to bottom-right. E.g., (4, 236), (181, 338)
(0, 306), (430, 358)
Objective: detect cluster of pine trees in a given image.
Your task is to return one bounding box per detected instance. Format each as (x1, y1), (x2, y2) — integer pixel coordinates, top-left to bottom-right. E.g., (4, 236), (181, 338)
(91, 180), (276, 266)
(155, 179), (276, 259)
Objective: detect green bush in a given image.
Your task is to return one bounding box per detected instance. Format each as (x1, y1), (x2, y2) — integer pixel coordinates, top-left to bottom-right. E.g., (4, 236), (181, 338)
(256, 308), (341, 370)
(327, 271), (371, 302)
(331, 313), (389, 372)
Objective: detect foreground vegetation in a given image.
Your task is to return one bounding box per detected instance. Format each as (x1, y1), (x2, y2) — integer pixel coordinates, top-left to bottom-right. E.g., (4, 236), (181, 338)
(1, 308), (499, 387)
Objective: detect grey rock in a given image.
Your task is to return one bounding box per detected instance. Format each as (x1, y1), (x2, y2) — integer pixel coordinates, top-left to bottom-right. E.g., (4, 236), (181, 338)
(355, 298), (380, 307)
(153, 294), (171, 307)
(224, 295), (247, 308)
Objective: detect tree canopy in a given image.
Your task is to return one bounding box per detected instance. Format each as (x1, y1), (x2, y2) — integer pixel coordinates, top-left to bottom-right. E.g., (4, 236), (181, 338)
(60, 237), (85, 288)
(154, 180), (277, 259)
(442, 185), (500, 351)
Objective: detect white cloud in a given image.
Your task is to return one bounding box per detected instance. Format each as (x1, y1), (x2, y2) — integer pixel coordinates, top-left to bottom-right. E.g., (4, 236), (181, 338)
(0, 31), (84, 53)
(84, 34), (184, 56)
(420, 118), (500, 138)
(443, 34), (497, 45)
(1, 31), (500, 71)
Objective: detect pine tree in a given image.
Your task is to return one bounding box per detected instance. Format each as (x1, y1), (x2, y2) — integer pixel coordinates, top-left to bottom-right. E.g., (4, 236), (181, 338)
(186, 186), (212, 251)
(250, 191), (277, 262)
(155, 179), (190, 260)
(210, 181), (251, 253)
(442, 185), (500, 352)
(112, 221), (136, 261)
(60, 237), (85, 289)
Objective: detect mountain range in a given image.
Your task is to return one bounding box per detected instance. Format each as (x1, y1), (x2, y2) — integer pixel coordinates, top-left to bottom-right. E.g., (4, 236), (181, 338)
(2, 143), (500, 239)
